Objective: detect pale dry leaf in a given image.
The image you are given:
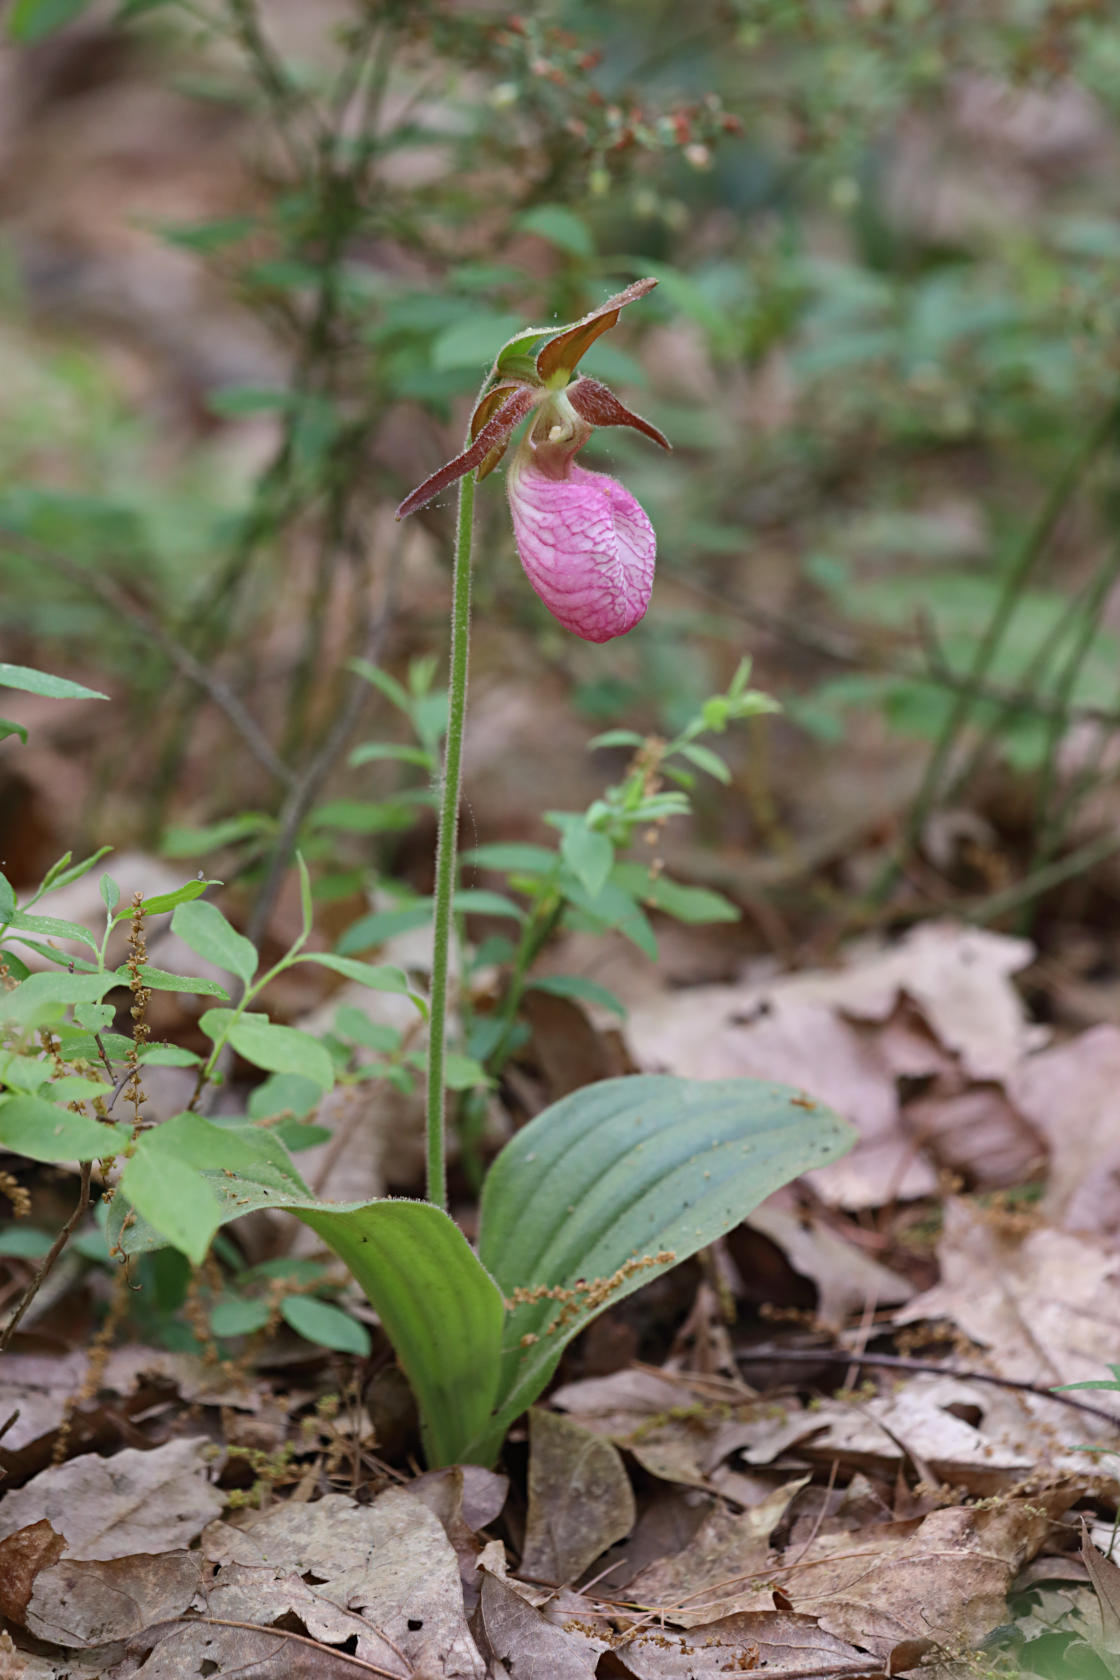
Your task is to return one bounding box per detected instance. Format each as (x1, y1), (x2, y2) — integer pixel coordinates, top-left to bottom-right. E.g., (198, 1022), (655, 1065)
(521, 1408), (636, 1584)
(768, 923), (1044, 1082)
(745, 1198), (914, 1330)
(1009, 1025), (1120, 1234)
(627, 1479), (807, 1626)
(612, 1610), (884, 1679)
(0, 1437), (223, 1560)
(199, 1564), (409, 1675)
(407, 1465), (509, 1607)
(477, 1568), (605, 1680)
(754, 1374), (1035, 1494)
(24, 1551), (202, 1649)
(900, 1080), (1042, 1191)
(202, 1486), (485, 1678)
(114, 1617), (371, 1678)
(895, 1197), (1120, 1461)
(1081, 1519), (1120, 1656)
(777, 1495), (1067, 1660)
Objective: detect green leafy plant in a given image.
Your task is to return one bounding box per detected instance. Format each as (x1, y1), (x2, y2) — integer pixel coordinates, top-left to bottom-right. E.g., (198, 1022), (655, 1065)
(0, 287), (853, 1466)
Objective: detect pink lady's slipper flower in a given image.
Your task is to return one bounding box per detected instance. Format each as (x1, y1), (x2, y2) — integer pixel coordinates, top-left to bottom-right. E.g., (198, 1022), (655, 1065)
(397, 279), (670, 643)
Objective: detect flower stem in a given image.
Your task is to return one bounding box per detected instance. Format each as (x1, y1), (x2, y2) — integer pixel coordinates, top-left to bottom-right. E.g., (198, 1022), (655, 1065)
(427, 466), (476, 1209)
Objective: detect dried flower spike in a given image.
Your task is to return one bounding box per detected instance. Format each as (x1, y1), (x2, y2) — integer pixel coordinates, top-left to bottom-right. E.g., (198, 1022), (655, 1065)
(397, 279), (670, 643)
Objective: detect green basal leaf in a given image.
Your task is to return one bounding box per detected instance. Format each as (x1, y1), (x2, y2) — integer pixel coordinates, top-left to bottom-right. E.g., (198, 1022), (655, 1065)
(474, 1075), (854, 1464)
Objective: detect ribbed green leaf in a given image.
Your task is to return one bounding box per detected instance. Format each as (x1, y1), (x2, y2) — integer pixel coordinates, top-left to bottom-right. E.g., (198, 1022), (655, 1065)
(475, 1075), (854, 1461)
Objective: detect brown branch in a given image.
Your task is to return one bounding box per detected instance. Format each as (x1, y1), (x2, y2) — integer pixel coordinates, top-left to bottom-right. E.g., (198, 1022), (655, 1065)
(0, 527), (295, 790)
(179, 1616), (401, 1677)
(736, 1346), (1120, 1427)
(0, 1163), (92, 1354)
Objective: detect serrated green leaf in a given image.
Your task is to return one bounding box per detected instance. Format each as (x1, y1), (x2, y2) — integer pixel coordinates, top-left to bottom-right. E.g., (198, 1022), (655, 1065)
(172, 900), (256, 986)
(139, 1044), (202, 1067)
(514, 204), (594, 259)
(281, 1294), (370, 1355)
(454, 889), (527, 921)
(474, 1075), (854, 1462)
(119, 1151), (221, 1267)
(0, 1227), (55, 1258)
(100, 874), (120, 916)
(0, 1095), (126, 1162)
(0, 872), (15, 923)
(309, 798), (418, 835)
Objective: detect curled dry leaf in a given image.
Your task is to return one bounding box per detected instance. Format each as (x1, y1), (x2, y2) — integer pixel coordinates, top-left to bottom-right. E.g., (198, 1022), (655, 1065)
(626, 1479), (808, 1626)
(521, 1408), (636, 1585)
(22, 1549), (202, 1649)
(895, 1197), (1120, 1458)
(1009, 1024), (1120, 1235)
(477, 1568), (607, 1680)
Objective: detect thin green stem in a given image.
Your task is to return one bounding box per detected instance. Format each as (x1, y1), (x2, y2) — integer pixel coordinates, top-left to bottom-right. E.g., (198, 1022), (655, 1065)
(484, 894), (565, 1079)
(427, 469), (477, 1210)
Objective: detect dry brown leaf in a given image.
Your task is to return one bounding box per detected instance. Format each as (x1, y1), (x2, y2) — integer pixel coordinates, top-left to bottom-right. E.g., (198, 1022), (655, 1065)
(745, 1198), (914, 1330)
(1081, 1519), (1120, 1657)
(0, 1437), (223, 1560)
(201, 1486), (485, 1678)
(612, 1611), (884, 1677)
(0, 1521), (67, 1626)
(776, 1495), (1066, 1660)
(477, 1568), (606, 1679)
(1009, 1025), (1120, 1234)
(895, 1198), (1120, 1462)
(626, 1480), (807, 1626)
(408, 1465), (508, 1608)
(23, 1550), (202, 1649)
(521, 1408), (636, 1584)
(117, 1616), (375, 1678)
(900, 1080), (1042, 1191)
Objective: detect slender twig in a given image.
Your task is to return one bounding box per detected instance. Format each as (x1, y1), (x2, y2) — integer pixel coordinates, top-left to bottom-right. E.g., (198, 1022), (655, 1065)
(0, 1163), (92, 1354)
(426, 466), (477, 1210)
(735, 1346), (1120, 1427)
(0, 528), (294, 789)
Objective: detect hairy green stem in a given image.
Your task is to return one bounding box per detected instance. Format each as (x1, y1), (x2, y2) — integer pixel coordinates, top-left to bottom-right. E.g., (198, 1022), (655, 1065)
(427, 469), (477, 1209)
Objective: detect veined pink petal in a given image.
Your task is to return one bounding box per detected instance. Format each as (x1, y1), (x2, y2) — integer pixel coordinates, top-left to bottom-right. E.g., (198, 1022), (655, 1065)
(507, 448), (656, 643)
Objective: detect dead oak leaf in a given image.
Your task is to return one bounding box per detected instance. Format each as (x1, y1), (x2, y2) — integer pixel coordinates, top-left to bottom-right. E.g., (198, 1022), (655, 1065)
(610, 1611), (885, 1678)
(0, 1437), (223, 1561)
(478, 1568), (607, 1680)
(521, 1408), (636, 1585)
(202, 1486), (485, 1678)
(775, 1495), (1069, 1659)
(23, 1550), (202, 1649)
(626, 1480), (808, 1626)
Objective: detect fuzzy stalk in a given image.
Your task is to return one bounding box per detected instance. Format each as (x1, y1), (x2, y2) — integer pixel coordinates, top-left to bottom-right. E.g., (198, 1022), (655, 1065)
(426, 467), (476, 1209)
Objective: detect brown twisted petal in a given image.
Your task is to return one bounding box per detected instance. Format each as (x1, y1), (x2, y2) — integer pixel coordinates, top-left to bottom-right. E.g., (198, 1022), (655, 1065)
(396, 385), (540, 519)
(535, 276), (658, 383)
(565, 378), (671, 451)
